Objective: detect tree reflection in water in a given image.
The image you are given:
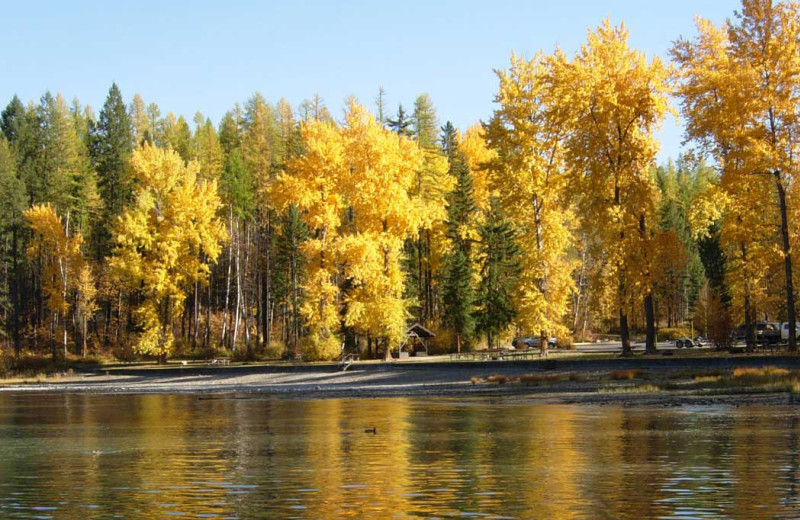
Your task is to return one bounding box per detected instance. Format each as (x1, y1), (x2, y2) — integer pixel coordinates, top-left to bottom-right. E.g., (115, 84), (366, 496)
(0, 394), (797, 518)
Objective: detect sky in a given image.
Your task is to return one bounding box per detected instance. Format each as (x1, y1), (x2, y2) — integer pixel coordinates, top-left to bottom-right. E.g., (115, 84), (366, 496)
(2, 1), (740, 162)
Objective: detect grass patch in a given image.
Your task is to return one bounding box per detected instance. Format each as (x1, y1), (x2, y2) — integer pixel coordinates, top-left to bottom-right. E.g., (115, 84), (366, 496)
(599, 384), (661, 394)
(667, 365), (800, 395)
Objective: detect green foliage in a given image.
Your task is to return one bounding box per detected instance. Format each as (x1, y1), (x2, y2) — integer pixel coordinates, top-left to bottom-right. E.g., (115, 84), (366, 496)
(412, 94), (438, 149)
(387, 104), (413, 137)
(1, 95), (25, 143)
(476, 199), (520, 349)
(90, 83), (134, 258)
(221, 150), (255, 219)
(273, 204), (308, 352)
(442, 154), (477, 347)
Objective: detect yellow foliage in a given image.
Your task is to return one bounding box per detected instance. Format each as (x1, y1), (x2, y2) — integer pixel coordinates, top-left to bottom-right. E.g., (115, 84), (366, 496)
(673, 2), (800, 325)
(276, 101), (424, 356)
(25, 204), (85, 317)
(484, 51), (576, 339)
(111, 144), (227, 359)
(554, 19), (669, 323)
(459, 124), (496, 211)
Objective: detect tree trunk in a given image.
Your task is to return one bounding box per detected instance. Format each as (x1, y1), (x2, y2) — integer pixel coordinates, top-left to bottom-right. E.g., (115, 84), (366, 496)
(539, 330), (547, 358)
(742, 242), (756, 352)
(620, 307), (632, 357)
(383, 339), (392, 361)
(221, 207), (234, 347)
(233, 220), (242, 352)
(192, 280), (199, 349)
(10, 223), (21, 357)
(776, 175), (796, 351)
(640, 214), (656, 354)
(644, 293), (657, 354)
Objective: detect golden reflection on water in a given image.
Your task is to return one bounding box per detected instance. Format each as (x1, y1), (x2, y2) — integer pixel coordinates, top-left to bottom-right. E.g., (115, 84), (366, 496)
(0, 394), (800, 519)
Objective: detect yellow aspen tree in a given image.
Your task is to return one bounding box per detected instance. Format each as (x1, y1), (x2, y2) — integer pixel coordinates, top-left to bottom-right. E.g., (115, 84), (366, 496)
(111, 144), (227, 362)
(554, 20), (669, 355)
(673, 0), (800, 349)
(459, 124), (496, 212)
(339, 101), (424, 359)
(271, 118), (347, 360)
(484, 52), (576, 356)
(74, 264), (97, 358)
(25, 204), (85, 359)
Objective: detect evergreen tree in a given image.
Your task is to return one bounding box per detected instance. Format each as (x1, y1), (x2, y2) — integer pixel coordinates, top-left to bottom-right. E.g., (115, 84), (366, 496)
(442, 154), (477, 350)
(412, 94), (438, 148)
(440, 121), (459, 161)
(387, 104), (413, 137)
(476, 199), (520, 349)
(273, 204), (308, 354)
(162, 113), (194, 162)
(1, 95), (25, 143)
(0, 136), (27, 355)
(90, 83), (134, 258)
(218, 110), (241, 157)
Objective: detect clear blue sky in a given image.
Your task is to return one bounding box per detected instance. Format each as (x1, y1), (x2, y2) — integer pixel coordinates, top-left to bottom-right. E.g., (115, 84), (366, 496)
(2, 1), (738, 161)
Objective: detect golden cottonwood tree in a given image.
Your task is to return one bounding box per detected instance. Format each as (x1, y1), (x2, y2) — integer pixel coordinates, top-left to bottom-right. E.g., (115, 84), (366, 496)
(554, 20), (669, 355)
(673, 0), (800, 349)
(111, 144), (226, 361)
(339, 101), (424, 358)
(459, 124), (496, 212)
(25, 204), (87, 358)
(484, 52), (575, 355)
(272, 118), (346, 360)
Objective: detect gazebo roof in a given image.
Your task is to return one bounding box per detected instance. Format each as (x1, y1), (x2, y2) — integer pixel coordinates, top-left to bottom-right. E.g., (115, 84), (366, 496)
(406, 322), (435, 339)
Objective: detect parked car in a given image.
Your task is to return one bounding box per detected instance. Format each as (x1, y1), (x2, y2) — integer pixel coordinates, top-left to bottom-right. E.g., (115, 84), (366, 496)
(512, 337), (557, 349)
(734, 322), (781, 345)
(781, 322), (800, 341)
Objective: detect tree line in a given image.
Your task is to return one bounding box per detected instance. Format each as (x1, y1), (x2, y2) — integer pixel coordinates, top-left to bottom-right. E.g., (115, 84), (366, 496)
(0, 0), (795, 361)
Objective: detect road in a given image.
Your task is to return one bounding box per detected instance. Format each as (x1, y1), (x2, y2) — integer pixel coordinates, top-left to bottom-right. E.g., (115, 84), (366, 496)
(573, 340), (713, 354)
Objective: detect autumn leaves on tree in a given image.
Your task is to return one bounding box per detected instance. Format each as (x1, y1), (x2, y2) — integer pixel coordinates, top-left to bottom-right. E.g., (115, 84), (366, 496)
(3, 0), (800, 362)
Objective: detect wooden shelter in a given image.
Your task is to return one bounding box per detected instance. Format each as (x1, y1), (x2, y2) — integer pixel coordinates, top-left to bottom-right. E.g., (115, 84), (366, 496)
(400, 323), (436, 357)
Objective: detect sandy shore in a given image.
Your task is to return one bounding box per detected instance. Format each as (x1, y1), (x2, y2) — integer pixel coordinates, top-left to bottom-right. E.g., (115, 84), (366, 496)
(2, 355), (800, 405)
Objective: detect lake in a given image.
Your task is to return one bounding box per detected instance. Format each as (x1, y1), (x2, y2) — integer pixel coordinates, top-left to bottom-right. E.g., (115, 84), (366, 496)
(0, 393), (798, 519)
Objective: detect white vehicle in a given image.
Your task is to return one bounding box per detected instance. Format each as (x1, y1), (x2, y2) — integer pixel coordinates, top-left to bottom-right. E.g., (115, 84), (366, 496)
(781, 322), (800, 340)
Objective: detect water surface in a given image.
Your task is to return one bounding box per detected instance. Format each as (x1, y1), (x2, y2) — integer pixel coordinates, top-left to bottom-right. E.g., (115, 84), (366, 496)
(0, 393), (798, 519)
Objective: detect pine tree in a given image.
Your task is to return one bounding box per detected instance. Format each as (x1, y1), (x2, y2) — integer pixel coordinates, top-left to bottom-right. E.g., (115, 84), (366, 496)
(0, 137), (26, 355)
(440, 121), (459, 161)
(1, 95), (25, 143)
(387, 104), (413, 137)
(442, 154), (477, 351)
(90, 82), (134, 258)
(273, 204), (308, 355)
(476, 199), (520, 349)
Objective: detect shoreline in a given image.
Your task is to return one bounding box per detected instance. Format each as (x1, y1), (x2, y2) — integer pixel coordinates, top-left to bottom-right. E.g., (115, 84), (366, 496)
(2, 354), (799, 406)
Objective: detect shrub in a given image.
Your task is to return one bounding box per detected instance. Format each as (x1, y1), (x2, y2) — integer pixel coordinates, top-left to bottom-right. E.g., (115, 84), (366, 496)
(520, 373), (563, 384)
(486, 374), (509, 384)
(556, 336), (574, 350)
(610, 369), (650, 380)
(658, 327), (693, 340)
